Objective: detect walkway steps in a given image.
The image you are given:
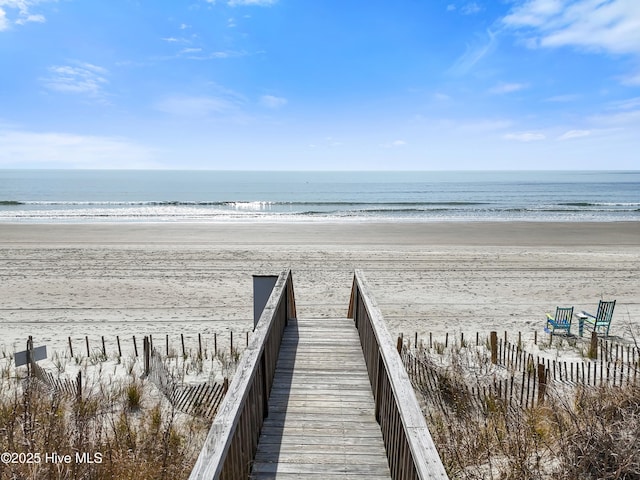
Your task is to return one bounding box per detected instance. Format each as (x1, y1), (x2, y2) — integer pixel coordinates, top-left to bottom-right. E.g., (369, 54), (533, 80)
(250, 317), (392, 480)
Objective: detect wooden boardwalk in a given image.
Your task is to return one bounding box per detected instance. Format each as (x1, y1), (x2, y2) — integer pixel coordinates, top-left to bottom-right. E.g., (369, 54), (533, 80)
(250, 317), (392, 479)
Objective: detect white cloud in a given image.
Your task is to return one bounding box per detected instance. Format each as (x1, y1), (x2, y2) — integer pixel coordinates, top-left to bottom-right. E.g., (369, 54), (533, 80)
(228, 0), (277, 6)
(260, 95), (287, 109)
(461, 2), (482, 15)
(0, 8), (8, 31)
(42, 62), (109, 98)
(433, 92), (451, 101)
(589, 109), (640, 125)
(504, 131), (546, 141)
(558, 129), (591, 140)
(503, 0), (563, 27)
(449, 29), (497, 75)
(0, 0), (52, 30)
(489, 82), (529, 94)
(155, 95), (241, 117)
(609, 96), (640, 110)
(0, 129), (155, 168)
(620, 70), (640, 86)
(15, 13), (44, 24)
(447, 4), (456, 12)
(503, 0), (640, 55)
(545, 93), (581, 102)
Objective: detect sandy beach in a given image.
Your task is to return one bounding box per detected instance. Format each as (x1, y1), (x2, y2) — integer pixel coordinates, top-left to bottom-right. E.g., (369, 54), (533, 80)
(1, 222), (639, 357)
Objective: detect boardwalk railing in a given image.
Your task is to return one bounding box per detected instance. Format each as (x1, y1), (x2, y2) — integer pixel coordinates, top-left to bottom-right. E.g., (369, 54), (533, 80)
(189, 270), (296, 480)
(348, 270), (448, 480)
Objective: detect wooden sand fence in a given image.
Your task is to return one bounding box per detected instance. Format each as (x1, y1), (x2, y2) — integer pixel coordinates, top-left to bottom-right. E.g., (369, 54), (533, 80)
(401, 330), (640, 412)
(66, 330), (251, 360)
(30, 361), (81, 399)
(144, 337), (228, 421)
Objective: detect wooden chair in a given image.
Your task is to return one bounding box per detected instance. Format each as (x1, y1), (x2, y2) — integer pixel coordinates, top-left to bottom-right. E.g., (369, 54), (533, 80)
(545, 306), (574, 335)
(579, 300), (615, 337)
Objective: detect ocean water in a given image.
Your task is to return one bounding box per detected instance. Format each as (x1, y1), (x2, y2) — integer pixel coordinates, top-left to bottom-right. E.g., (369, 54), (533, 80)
(0, 170), (638, 223)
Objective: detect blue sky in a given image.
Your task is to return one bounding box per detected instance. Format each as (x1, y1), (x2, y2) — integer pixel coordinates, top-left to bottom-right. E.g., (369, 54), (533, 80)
(1, 0), (639, 170)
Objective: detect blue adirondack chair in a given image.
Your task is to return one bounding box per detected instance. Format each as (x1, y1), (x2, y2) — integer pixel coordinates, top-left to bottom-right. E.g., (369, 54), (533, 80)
(579, 300), (615, 337)
(545, 306), (574, 335)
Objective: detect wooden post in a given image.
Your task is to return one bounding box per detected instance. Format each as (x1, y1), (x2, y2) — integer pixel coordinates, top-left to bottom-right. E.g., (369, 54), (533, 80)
(537, 363), (547, 405)
(117, 336), (122, 358)
(133, 335), (138, 357)
(230, 331), (234, 355)
(85, 336), (90, 357)
(68, 337), (74, 358)
(534, 330), (537, 345)
(181, 333), (186, 358)
(76, 371), (82, 402)
(143, 336), (150, 376)
(414, 332), (418, 349)
(589, 331), (598, 360)
(397, 335), (403, 354)
(101, 336), (106, 357)
(490, 331), (498, 364)
(246, 331), (249, 348)
(476, 331), (479, 346)
(445, 332), (448, 348)
(199, 333), (203, 359)
(26, 336), (33, 377)
(214, 333), (217, 356)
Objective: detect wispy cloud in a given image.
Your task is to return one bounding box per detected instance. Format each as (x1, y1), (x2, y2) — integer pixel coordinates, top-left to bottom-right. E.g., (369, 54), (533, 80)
(0, 129), (155, 168)
(449, 29), (497, 75)
(504, 131), (546, 142)
(620, 69), (640, 86)
(545, 93), (581, 102)
(461, 2), (482, 15)
(446, 2), (483, 15)
(42, 62), (110, 99)
(0, 9), (8, 31)
(155, 95), (241, 117)
(608, 96), (640, 110)
(503, 0), (640, 55)
(260, 95), (287, 109)
(0, 0), (52, 31)
(489, 82), (529, 94)
(228, 0), (277, 6)
(558, 129), (591, 140)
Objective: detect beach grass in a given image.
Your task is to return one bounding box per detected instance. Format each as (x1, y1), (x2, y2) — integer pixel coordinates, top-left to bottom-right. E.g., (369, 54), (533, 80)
(0, 363), (210, 480)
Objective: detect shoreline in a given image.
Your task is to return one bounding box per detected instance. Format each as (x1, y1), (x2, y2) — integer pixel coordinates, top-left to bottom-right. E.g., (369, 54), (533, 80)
(0, 221), (638, 246)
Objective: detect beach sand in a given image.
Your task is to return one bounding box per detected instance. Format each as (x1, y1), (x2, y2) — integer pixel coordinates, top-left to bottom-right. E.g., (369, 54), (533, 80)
(1, 222), (639, 357)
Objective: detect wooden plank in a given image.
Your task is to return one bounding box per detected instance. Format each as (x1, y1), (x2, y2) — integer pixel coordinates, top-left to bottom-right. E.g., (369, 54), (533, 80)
(250, 316), (391, 479)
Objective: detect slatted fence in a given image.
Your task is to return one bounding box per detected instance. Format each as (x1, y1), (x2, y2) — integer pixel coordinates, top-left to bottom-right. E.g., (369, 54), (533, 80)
(146, 345), (227, 421)
(401, 330), (640, 413)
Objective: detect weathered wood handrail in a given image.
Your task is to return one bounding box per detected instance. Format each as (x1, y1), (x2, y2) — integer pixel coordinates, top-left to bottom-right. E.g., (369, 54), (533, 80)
(189, 269), (296, 480)
(348, 269), (448, 480)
